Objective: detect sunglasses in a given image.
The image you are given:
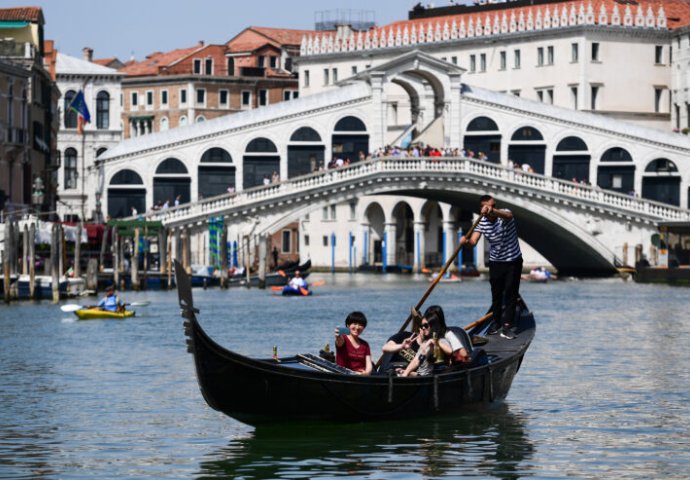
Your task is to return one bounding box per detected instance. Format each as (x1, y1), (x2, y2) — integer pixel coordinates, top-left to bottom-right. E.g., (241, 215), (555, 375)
(420, 323), (430, 329)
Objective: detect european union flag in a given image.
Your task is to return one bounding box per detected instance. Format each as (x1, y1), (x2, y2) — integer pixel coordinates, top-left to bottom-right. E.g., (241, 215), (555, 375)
(68, 90), (91, 125)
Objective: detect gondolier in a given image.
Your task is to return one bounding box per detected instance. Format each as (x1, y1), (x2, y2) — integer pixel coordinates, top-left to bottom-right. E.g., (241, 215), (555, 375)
(461, 194), (522, 340)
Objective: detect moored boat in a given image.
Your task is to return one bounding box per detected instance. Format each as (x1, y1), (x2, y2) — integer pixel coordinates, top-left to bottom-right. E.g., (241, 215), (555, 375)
(174, 260), (535, 426)
(74, 308), (135, 320)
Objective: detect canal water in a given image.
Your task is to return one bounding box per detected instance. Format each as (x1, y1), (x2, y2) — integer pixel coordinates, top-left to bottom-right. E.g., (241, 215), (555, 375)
(1, 274), (688, 479)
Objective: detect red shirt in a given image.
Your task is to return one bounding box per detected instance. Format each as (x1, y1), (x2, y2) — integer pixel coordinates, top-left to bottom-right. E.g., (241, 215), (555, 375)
(336, 335), (371, 372)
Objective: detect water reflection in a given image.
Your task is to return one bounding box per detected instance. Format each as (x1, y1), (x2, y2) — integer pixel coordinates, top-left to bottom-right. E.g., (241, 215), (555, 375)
(198, 405), (533, 479)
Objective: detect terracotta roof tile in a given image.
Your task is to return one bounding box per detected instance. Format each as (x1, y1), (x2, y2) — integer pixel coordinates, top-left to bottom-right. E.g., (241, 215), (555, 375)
(227, 26), (318, 52)
(0, 6), (43, 23)
(119, 45), (202, 76)
(380, 0), (690, 31)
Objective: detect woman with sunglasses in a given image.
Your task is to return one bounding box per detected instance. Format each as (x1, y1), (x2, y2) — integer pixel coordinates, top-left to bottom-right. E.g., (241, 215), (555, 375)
(335, 311), (373, 375)
(399, 311), (450, 377)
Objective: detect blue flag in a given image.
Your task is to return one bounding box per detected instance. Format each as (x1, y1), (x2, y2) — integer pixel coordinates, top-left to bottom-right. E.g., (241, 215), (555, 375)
(68, 90), (91, 129)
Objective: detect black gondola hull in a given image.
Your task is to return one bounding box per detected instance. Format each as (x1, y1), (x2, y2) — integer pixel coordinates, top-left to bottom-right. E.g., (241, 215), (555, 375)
(176, 260), (534, 426)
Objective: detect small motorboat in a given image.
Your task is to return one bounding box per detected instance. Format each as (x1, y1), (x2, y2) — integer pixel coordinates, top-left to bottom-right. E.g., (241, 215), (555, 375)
(523, 267), (552, 283)
(74, 308), (136, 320)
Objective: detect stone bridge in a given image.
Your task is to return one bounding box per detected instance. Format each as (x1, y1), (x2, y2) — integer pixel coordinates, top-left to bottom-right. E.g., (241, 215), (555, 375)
(145, 157), (690, 276)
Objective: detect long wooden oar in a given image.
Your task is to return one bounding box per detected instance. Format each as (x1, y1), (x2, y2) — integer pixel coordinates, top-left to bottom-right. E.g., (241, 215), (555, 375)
(396, 214), (483, 334)
(373, 215), (483, 369)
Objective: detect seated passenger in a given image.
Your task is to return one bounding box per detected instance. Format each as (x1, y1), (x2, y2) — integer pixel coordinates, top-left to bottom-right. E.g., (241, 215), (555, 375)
(380, 309), (423, 370)
(288, 270), (307, 289)
(424, 304), (473, 365)
(399, 311), (450, 377)
(335, 311), (373, 375)
(97, 285), (123, 312)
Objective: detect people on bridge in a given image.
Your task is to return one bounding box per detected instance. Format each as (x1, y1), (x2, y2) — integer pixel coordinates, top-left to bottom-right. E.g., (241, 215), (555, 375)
(461, 194), (522, 340)
(97, 285), (124, 312)
(335, 311), (373, 375)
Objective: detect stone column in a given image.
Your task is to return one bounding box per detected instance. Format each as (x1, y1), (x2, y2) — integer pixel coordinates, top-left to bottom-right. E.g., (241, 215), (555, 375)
(370, 72), (386, 152)
(443, 220), (457, 272)
(413, 221), (426, 273)
(448, 72), (462, 148)
(360, 223), (370, 266)
(384, 222), (397, 268)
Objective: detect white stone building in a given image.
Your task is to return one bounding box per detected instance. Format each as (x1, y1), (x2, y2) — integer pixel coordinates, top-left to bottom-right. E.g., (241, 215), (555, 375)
(297, 0), (690, 132)
(55, 49), (123, 222)
(99, 50), (690, 273)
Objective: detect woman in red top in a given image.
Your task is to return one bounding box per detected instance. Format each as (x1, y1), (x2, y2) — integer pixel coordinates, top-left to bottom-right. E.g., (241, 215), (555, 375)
(335, 311), (373, 375)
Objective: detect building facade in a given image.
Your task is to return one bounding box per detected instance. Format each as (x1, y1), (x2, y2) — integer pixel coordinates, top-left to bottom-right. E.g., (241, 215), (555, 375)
(119, 27), (311, 140)
(0, 7), (59, 219)
(54, 48), (123, 222)
(99, 51), (690, 271)
(297, 0), (690, 132)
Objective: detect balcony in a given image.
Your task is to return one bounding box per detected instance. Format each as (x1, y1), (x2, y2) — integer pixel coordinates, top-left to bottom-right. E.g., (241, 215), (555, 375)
(6, 127), (26, 145)
(0, 40), (35, 59)
(240, 67), (265, 77)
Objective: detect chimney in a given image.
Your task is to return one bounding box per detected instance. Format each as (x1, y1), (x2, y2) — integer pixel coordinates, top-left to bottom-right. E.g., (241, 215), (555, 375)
(83, 47), (93, 62)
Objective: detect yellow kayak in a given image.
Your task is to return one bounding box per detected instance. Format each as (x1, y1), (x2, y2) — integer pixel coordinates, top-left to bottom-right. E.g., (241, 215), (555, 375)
(74, 308), (135, 320)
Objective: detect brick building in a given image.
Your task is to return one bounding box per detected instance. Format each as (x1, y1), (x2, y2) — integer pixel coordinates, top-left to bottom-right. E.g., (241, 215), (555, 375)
(0, 7), (59, 218)
(119, 26), (313, 139)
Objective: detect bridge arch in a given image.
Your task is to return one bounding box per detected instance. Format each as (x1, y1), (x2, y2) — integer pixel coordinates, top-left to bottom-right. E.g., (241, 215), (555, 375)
(642, 158), (681, 206)
(199, 147), (235, 198)
(391, 200), (415, 267)
(243, 137), (280, 189)
(331, 115), (369, 165)
(464, 115), (501, 163)
(508, 125), (546, 174)
(596, 146), (635, 194)
(107, 168), (146, 218)
(363, 201), (386, 265)
(288, 126), (325, 177)
(553, 135), (590, 182)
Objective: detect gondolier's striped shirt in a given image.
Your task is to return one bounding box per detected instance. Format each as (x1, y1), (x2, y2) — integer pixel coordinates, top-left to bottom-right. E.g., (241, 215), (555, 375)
(476, 211), (522, 262)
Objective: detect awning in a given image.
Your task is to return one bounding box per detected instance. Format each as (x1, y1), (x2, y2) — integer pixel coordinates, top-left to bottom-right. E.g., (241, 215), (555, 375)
(0, 21), (29, 28)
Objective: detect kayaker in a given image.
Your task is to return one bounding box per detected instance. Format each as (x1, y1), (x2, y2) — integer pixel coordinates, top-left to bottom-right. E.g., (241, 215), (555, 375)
(98, 285), (124, 312)
(288, 270), (307, 290)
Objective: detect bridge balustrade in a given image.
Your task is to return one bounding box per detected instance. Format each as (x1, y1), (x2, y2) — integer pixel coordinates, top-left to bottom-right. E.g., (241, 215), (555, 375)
(142, 157), (690, 226)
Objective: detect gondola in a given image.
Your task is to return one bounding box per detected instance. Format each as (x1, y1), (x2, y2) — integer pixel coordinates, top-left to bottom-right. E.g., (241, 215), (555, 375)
(175, 260), (535, 426)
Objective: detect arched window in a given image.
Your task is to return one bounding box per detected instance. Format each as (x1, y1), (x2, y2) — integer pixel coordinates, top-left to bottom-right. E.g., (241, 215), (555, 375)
(110, 169), (144, 185)
(179, 116), (187, 127)
(289, 128), (325, 177)
(64, 90), (78, 129)
(601, 147), (632, 162)
(96, 147), (108, 158)
(645, 158), (678, 172)
(160, 117), (169, 131)
(334, 116), (366, 131)
(108, 169), (146, 218)
(246, 137), (278, 153)
(290, 127), (322, 142)
(556, 136), (588, 151)
(466, 116), (499, 131)
(597, 148), (635, 193)
(96, 91), (109, 129)
(553, 136), (590, 181)
(201, 147), (232, 163)
(199, 148), (235, 197)
(510, 126), (543, 141)
(195, 115), (205, 123)
(64, 148), (78, 189)
(156, 158), (188, 174)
